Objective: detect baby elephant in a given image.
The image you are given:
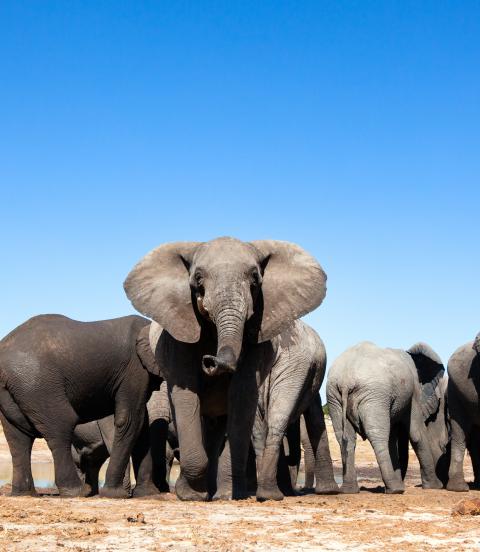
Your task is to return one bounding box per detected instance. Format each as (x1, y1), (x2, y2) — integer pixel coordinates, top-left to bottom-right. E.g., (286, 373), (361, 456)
(72, 417), (131, 496)
(327, 342), (446, 494)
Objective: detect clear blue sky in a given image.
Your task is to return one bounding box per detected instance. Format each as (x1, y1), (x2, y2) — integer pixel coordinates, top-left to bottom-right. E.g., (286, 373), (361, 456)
(1, 2), (479, 393)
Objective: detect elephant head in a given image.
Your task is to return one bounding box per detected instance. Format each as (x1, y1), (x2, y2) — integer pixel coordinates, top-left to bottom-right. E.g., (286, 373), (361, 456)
(473, 332), (480, 354)
(124, 237), (326, 376)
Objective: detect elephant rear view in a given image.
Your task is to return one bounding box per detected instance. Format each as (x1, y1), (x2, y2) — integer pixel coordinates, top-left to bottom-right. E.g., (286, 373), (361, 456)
(327, 341), (446, 494)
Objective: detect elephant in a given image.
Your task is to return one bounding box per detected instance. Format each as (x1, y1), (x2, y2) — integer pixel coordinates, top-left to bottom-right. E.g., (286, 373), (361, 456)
(124, 236), (327, 501)
(145, 382), (179, 492)
(71, 417), (131, 496)
(251, 322), (338, 500)
(72, 385), (180, 495)
(0, 314), (160, 498)
(446, 333), (480, 491)
(326, 341), (446, 494)
(285, 414), (321, 493)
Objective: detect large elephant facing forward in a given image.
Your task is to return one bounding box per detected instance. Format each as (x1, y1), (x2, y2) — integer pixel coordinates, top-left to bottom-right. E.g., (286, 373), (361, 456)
(124, 237), (327, 501)
(327, 342), (446, 494)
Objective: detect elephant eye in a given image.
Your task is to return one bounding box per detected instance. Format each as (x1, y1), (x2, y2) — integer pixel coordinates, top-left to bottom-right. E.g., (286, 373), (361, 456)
(250, 269), (261, 287)
(194, 271), (203, 286)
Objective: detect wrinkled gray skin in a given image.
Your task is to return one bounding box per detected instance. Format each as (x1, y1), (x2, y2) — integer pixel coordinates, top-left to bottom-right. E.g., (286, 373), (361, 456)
(289, 415), (317, 492)
(72, 386), (177, 496)
(0, 315), (159, 498)
(146, 382), (179, 492)
(251, 321), (337, 500)
(446, 333), (480, 491)
(327, 342), (446, 494)
(71, 417), (131, 496)
(125, 237), (327, 501)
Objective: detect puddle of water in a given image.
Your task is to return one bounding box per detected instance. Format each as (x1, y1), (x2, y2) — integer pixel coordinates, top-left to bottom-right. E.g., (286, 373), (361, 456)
(0, 460), (182, 490)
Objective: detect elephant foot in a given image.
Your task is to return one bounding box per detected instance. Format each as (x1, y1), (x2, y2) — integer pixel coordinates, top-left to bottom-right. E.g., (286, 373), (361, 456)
(299, 486), (315, 495)
(256, 484), (284, 502)
(11, 487), (38, 497)
(58, 483), (93, 498)
(385, 485), (405, 495)
(175, 474), (208, 502)
(422, 478), (443, 490)
(153, 479), (171, 493)
(446, 478), (469, 492)
(212, 488), (232, 501)
(339, 483), (359, 494)
(132, 482), (162, 498)
(315, 481), (339, 495)
(212, 487), (251, 500)
(100, 485), (130, 499)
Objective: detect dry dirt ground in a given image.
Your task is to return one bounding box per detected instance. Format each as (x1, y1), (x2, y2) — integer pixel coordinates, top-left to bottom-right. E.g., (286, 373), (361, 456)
(0, 421), (479, 551)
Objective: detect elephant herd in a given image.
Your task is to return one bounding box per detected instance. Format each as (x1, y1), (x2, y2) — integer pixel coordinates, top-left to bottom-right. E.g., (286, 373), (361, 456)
(0, 236), (478, 502)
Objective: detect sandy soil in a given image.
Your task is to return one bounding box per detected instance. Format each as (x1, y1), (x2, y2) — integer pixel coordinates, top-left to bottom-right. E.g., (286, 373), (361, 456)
(0, 422), (479, 551)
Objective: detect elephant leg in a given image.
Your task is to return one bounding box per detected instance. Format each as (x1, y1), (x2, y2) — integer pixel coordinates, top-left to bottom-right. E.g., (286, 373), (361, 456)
(468, 426), (480, 489)
(97, 417), (131, 495)
(205, 417), (229, 500)
(246, 443), (258, 495)
(170, 384), (208, 501)
(148, 418), (170, 492)
(147, 383), (172, 493)
(82, 447), (109, 496)
(397, 423), (409, 481)
(227, 365), (258, 500)
(329, 399), (358, 493)
(131, 411), (161, 498)
(0, 413), (37, 496)
(360, 407), (404, 494)
(388, 424), (402, 483)
(304, 396), (338, 495)
(276, 440), (297, 496)
(281, 421), (300, 495)
(256, 424), (287, 501)
(101, 371), (150, 499)
(256, 391), (298, 501)
(41, 409), (90, 497)
(165, 441), (175, 488)
(447, 412), (470, 492)
(251, 405), (267, 475)
(300, 415), (316, 491)
(409, 411), (442, 490)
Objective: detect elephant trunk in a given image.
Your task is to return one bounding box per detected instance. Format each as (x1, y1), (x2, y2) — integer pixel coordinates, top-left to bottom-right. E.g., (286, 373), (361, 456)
(202, 292), (247, 376)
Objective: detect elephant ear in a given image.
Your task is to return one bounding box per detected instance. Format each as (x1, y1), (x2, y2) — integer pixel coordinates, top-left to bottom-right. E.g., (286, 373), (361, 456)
(249, 240), (327, 342)
(473, 332), (480, 354)
(124, 242), (201, 343)
(407, 342), (445, 421)
(136, 324), (162, 377)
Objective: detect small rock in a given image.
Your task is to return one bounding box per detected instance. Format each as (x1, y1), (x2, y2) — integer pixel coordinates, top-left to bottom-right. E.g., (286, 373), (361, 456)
(127, 513), (146, 524)
(452, 499), (480, 516)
